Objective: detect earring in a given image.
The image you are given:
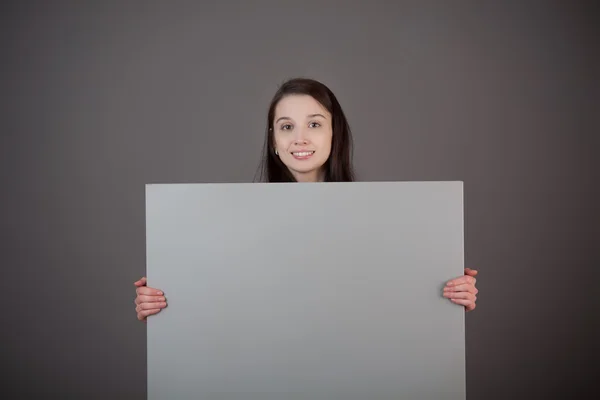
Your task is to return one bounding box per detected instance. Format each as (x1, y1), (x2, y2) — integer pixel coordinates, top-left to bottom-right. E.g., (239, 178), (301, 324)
(274, 149), (278, 155)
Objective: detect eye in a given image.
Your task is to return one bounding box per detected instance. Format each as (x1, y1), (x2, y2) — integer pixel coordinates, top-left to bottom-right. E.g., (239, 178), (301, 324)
(309, 122), (321, 128)
(281, 123), (292, 130)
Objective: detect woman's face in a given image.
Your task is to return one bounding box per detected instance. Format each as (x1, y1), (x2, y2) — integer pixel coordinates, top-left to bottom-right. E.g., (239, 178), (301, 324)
(272, 95), (333, 182)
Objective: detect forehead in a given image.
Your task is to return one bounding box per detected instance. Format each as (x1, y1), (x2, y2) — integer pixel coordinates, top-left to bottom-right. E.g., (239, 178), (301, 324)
(274, 94), (329, 119)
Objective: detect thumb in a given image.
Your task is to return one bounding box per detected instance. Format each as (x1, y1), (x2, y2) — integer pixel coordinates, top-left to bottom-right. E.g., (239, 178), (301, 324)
(134, 276), (147, 287)
(464, 268), (478, 276)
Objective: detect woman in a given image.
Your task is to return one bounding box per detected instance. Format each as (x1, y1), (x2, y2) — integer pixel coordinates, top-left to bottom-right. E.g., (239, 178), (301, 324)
(133, 77), (479, 321)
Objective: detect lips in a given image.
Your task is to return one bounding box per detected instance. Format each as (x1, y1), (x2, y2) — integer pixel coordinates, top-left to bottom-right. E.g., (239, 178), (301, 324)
(292, 151), (315, 157)
(291, 150), (315, 160)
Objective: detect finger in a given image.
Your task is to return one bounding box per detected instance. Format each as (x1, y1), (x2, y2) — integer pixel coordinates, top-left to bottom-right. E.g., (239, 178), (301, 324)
(450, 298), (477, 312)
(446, 275), (476, 287)
(443, 283), (478, 294)
(134, 295), (166, 305)
(136, 302), (167, 312)
(136, 303), (154, 313)
(138, 308), (161, 320)
(449, 297), (476, 309)
(135, 303), (167, 313)
(443, 292), (476, 301)
(464, 268), (478, 277)
(136, 286), (164, 296)
(134, 277), (147, 287)
(135, 296), (167, 307)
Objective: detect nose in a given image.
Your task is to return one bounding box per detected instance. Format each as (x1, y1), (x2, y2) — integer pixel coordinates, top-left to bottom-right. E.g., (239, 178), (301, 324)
(293, 128), (309, 145)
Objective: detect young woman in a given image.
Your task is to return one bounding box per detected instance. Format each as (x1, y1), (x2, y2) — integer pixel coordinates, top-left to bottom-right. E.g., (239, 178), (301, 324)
(133, 77), (479, 321)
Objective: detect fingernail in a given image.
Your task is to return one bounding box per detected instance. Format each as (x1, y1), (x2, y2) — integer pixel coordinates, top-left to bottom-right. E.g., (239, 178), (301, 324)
(157, 291), (163, 295)
(159, 297), (165, 301)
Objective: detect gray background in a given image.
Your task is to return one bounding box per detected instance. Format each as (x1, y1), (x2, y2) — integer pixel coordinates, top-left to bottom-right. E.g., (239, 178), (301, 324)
(0, 0), (597, 399)
(145, 182), (465, 399)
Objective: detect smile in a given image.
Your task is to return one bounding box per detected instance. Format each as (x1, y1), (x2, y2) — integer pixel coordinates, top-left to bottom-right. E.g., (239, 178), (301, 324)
(291, 151), (315, 159)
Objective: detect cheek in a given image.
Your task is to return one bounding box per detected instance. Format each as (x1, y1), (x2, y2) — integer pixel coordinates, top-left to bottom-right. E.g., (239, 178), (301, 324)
(318, 132), (333, 151)
(273, 134), (288, 148)
(313, 135), (333, 161)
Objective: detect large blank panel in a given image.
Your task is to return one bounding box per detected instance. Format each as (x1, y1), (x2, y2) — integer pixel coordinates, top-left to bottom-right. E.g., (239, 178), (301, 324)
(146, 181), (466, 399)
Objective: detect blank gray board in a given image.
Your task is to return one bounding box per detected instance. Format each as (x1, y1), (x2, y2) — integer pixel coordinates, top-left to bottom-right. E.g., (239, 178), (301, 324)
(145, 181), (466, 400)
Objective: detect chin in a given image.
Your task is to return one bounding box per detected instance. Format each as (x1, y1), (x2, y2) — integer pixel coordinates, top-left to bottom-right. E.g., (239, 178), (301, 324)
(290, 161), (325, 173)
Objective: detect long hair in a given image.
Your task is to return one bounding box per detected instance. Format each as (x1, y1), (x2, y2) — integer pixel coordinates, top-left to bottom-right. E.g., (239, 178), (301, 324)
(254, 78), (355, 182)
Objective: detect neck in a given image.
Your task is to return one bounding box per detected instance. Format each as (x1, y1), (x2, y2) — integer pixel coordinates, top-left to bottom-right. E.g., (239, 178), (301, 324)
(291, 169), (324, 183)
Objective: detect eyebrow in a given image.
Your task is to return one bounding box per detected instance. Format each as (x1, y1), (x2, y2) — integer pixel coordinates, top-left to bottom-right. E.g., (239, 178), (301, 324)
(275, 114), (327, 123)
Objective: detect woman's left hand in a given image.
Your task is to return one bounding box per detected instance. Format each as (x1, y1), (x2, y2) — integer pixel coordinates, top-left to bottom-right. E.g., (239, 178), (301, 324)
(443, 268), (478, 311)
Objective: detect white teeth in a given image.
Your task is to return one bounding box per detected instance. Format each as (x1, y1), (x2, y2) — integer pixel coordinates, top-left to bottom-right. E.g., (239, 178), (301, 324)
(293, 151), (314, 157)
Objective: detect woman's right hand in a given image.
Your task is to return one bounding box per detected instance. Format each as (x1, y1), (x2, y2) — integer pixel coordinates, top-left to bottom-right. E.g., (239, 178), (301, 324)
(134, 277), (167, 321)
